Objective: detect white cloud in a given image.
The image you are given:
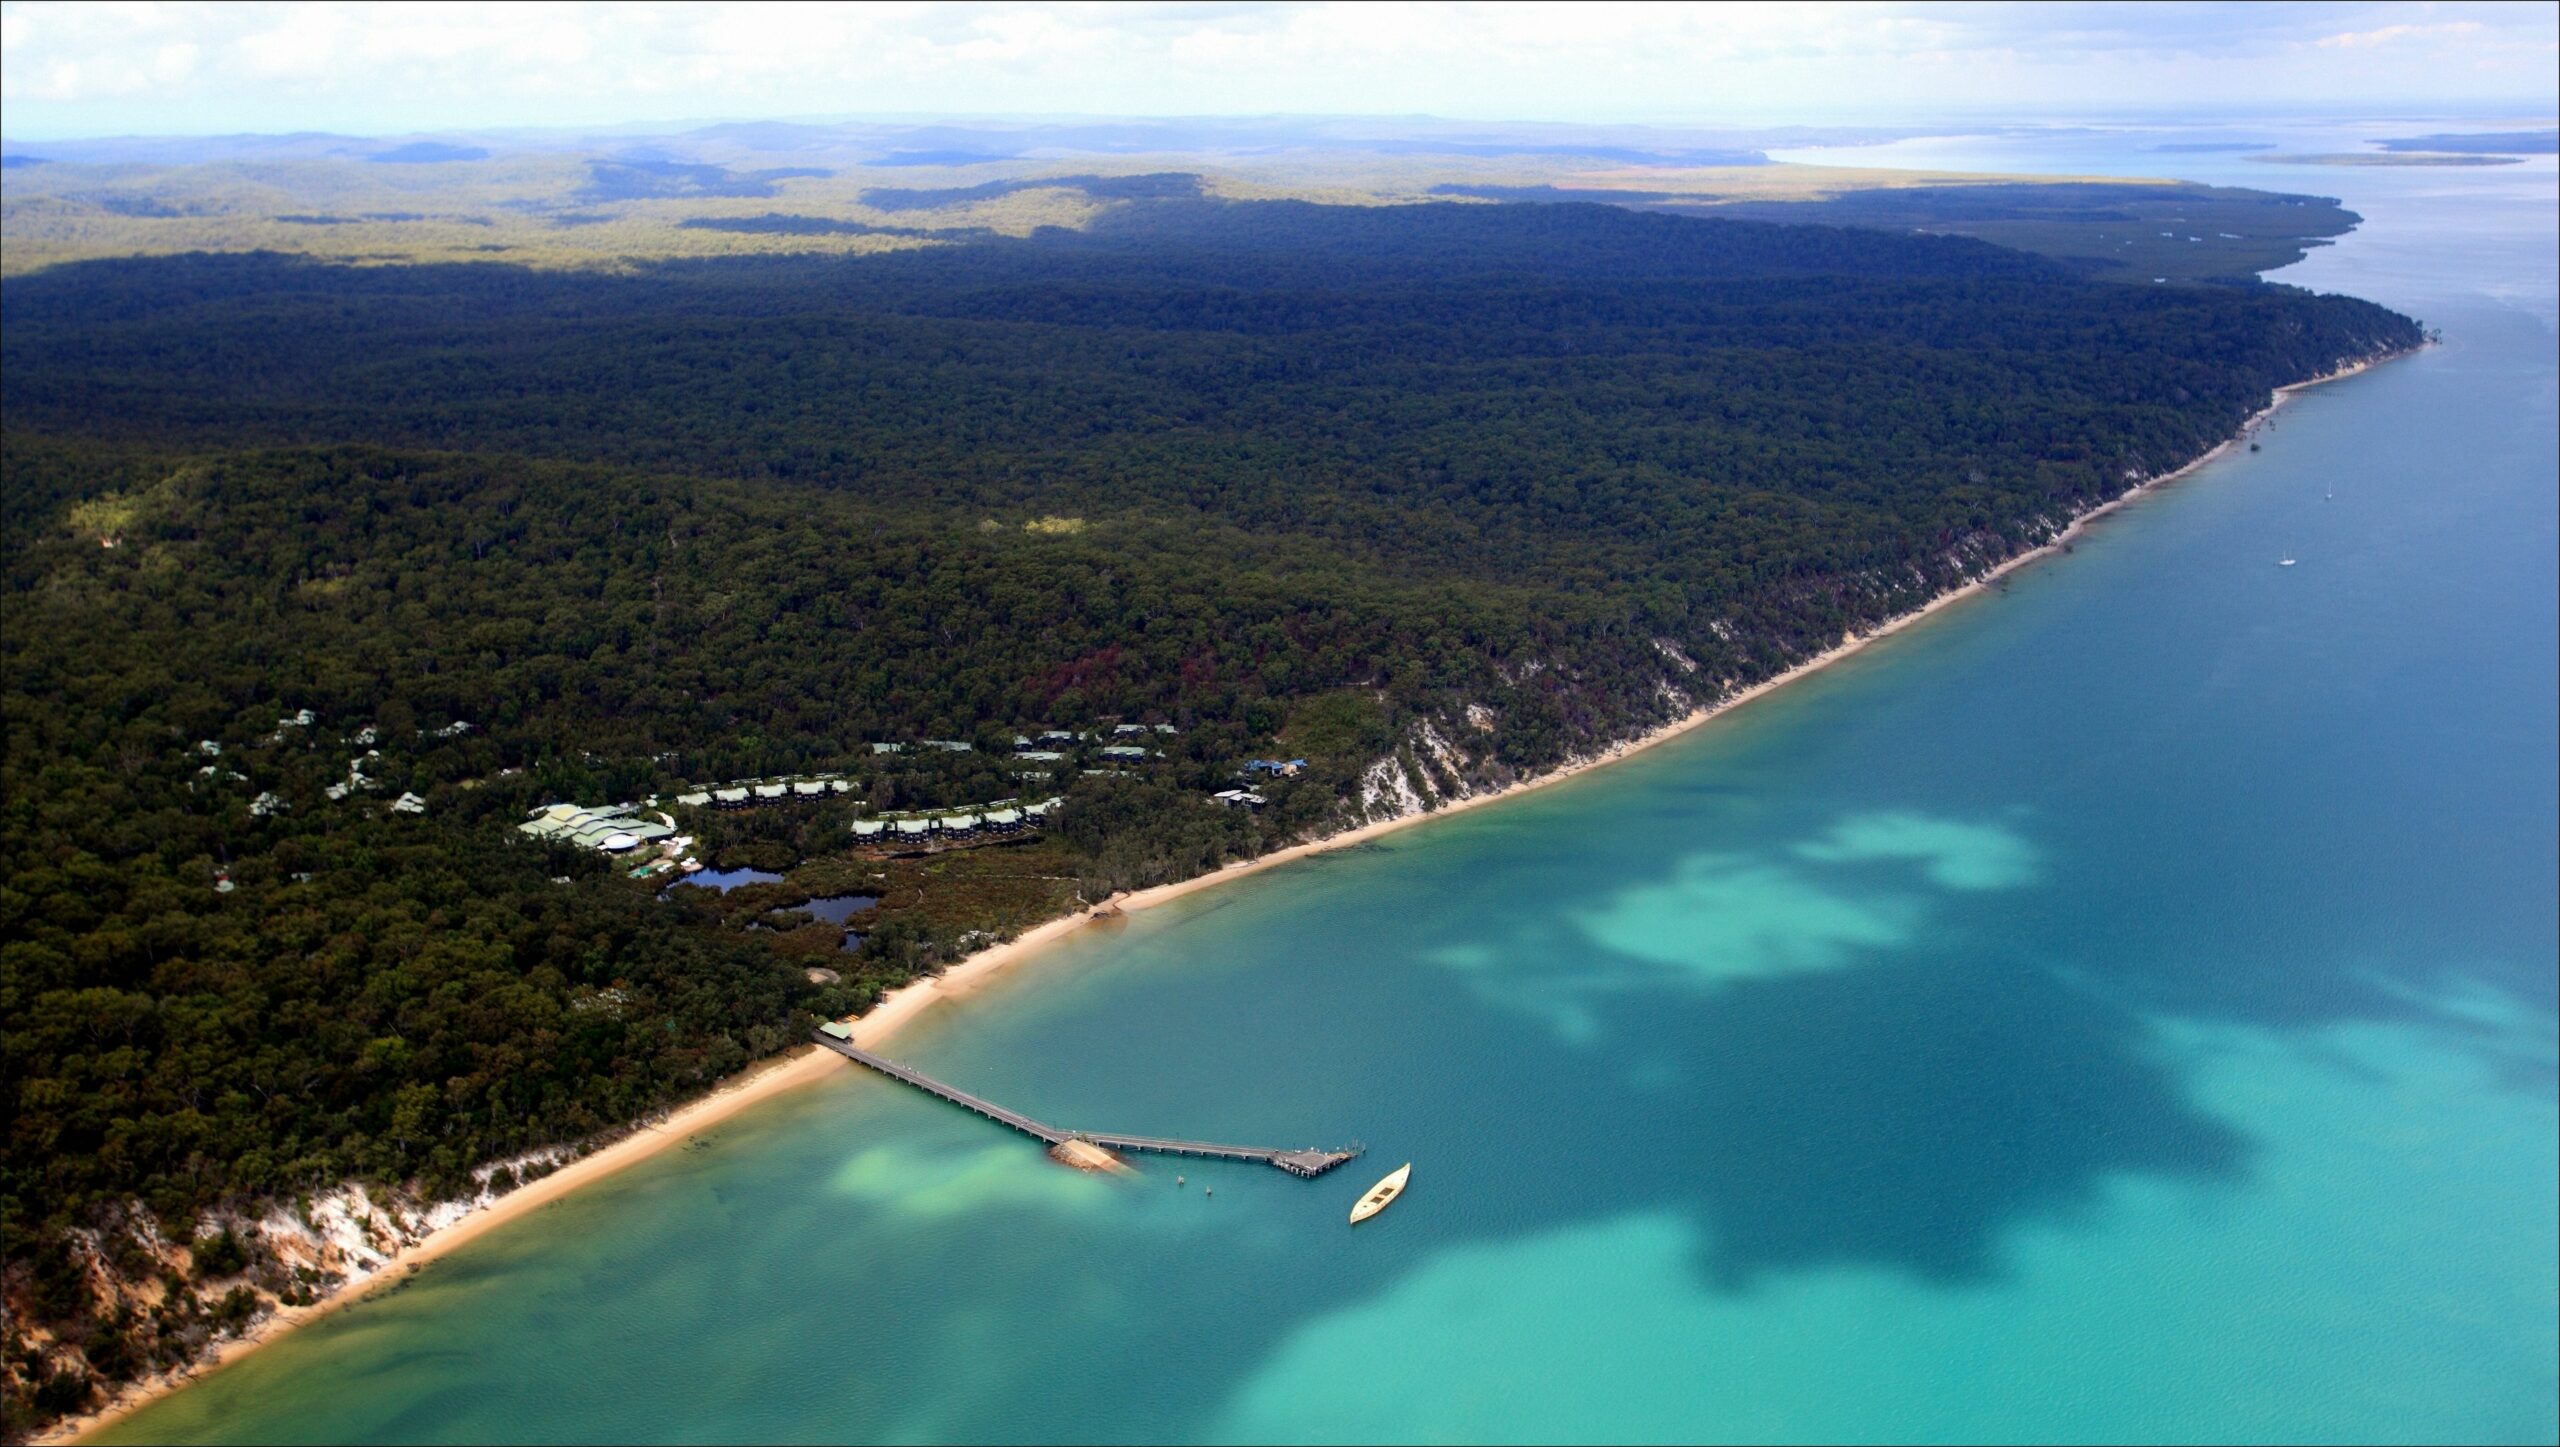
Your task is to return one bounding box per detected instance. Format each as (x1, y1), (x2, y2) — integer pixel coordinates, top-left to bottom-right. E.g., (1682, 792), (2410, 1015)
(236, 8), (347, 82)
(0, 0), (2551, 139)
(2313, 20), (2487, 50)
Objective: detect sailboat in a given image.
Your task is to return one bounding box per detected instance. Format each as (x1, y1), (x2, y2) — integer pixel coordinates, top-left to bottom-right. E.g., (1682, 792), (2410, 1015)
(1349, 1163), (1412, 1224)
(2278, 554), (2297, 567)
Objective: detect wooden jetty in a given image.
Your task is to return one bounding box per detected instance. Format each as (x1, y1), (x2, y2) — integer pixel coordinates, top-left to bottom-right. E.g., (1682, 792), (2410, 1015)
(810, 1029), (1361, 1178)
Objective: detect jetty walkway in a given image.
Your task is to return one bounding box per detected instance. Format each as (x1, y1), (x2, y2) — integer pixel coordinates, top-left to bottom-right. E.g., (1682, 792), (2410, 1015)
(811, 1029), (1361, 1178)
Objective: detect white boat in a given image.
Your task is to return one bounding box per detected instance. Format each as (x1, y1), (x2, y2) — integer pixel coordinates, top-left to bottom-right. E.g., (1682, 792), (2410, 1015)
(2278, 556), (2297, 567)
(1349, 1163), (1411, 1224)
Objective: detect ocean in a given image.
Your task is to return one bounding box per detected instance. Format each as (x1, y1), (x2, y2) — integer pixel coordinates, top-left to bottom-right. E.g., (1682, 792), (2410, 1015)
(100, 120), (2558, 1445)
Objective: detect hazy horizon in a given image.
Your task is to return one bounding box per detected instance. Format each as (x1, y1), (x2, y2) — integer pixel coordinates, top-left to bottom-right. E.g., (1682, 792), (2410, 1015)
(7, 103), (2560, 149)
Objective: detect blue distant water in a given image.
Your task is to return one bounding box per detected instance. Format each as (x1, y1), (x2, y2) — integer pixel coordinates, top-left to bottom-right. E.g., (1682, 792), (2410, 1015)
(103, 122), (2557, 1445)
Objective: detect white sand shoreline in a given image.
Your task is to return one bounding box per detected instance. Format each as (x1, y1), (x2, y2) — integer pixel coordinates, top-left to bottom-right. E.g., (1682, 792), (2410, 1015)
(53, 345), (2406, 1443)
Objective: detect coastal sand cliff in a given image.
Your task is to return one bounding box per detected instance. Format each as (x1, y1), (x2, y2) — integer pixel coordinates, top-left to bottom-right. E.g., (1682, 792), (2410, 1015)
(50, 344), (2411, 1443)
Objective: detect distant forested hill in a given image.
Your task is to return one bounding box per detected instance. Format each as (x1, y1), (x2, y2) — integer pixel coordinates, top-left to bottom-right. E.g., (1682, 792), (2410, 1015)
(5, 199), (2410, 600)
(0, 197), (2417, 1433)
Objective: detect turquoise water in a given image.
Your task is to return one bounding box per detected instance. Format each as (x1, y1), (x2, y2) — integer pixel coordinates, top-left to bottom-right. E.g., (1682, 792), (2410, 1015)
(104, 126), (2557, 1445)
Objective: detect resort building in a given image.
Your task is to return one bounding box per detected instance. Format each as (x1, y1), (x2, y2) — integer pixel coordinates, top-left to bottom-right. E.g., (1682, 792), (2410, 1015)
(848, 795), (1062, 849)
(675, 775), (862, 809)
(518, 803), (675, 854)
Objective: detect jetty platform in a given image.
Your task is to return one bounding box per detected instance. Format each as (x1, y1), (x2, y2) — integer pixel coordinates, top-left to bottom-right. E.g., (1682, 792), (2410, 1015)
(811, 1029), (1360, 1178)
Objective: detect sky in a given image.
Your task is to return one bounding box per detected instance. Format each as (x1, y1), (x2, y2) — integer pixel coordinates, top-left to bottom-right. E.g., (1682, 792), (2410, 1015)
(2, 1), (2554, 141)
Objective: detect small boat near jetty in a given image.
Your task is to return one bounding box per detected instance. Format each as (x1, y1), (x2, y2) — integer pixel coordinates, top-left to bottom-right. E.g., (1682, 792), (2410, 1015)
(1350, 1163), (1412, 1224)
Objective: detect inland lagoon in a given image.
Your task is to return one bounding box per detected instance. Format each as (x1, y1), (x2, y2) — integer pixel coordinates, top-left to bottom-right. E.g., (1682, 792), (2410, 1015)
(100, 125), (2558, 1445)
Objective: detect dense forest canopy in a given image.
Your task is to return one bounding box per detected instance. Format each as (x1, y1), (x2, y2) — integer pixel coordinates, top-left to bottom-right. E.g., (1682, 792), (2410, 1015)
(4, 199), (2409, 599)
(1, 195), (2419, 1431)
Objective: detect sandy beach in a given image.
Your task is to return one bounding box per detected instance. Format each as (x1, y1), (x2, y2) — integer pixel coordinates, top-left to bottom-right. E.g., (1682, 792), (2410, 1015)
(54, 346), (2402, 1444)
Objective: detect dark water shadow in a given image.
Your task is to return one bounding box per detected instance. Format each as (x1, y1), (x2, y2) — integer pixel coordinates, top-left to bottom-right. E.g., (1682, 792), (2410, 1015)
(839, 820), (2272, 1442)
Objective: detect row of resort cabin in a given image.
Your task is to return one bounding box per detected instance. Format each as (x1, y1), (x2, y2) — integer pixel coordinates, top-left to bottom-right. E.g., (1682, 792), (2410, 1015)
(848, 798), (1059, 846)
(673, 776), (857, 808)
(1012, 724), (1174, 751)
